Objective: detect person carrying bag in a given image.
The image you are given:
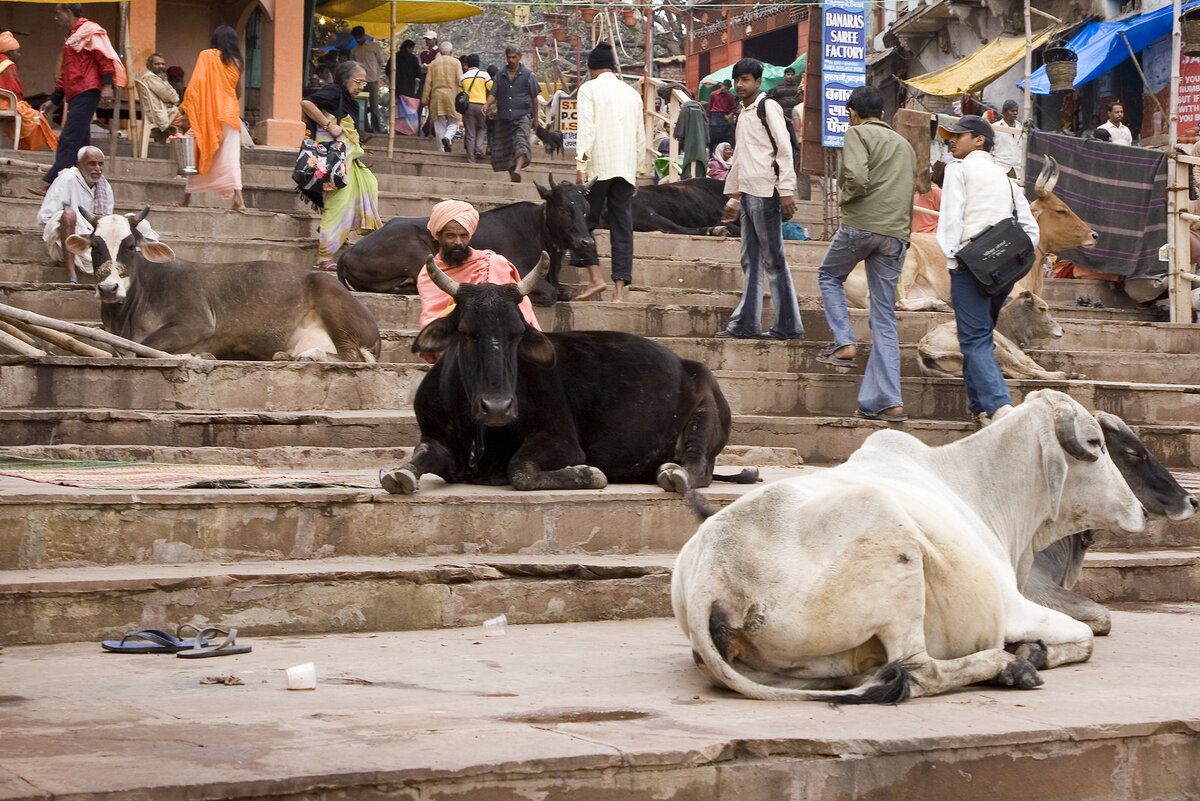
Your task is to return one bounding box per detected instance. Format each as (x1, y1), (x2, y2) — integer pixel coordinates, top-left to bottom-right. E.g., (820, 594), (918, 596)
(935, 114), (1040, 427)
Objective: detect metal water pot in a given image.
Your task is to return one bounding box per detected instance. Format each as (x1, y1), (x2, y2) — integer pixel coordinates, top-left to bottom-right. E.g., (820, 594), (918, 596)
(171, 135), (197, 175)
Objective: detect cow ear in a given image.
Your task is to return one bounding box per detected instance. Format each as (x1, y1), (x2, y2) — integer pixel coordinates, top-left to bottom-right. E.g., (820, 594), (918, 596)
(65, 234), (92, 256)
(140, 241), (176, 263)
(1018, 289), (1033, 300)
(518, 326), (555, 366)
(414, 317), (455, 354)
(1039, 420), (1069, 522)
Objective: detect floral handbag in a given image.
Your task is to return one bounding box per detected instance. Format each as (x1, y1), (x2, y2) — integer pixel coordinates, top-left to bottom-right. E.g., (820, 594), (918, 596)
(292, 138), (348, 193)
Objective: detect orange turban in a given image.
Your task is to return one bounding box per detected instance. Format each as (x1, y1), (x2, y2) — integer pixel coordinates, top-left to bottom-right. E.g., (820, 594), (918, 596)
(0, 32), (18, 53)
(427, 199), (480, 238)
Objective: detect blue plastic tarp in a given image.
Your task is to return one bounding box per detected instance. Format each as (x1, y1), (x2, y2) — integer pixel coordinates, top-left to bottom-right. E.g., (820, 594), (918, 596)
(1024, 0), (1200, 94)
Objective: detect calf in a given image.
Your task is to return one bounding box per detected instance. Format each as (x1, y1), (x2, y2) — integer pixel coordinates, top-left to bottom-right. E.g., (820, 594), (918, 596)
(66, 209), (380, 361)
(918, 290), (1073, 380)
(337, 180), (593, 304)
(379, 254), (756, 495)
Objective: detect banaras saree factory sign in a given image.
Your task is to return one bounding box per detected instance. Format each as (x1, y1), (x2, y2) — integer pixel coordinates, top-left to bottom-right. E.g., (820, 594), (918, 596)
(821, 0), (866, 147)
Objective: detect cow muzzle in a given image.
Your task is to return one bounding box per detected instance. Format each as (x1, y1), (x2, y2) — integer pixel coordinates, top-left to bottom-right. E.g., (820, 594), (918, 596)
(476, 394), (516, 426)
(95, 281), (123, 302)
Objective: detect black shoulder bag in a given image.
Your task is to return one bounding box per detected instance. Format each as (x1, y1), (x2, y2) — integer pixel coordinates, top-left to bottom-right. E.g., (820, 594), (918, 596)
(954, 178), (1036, 295)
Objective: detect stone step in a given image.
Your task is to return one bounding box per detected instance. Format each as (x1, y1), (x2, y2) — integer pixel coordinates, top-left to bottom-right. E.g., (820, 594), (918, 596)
(1, 285), (1186, 354)
(1, 548), (1195, 646)
(1, 610), (1197, 800)
(0, 228), (317, 268)
(0, 356), (1196, 425)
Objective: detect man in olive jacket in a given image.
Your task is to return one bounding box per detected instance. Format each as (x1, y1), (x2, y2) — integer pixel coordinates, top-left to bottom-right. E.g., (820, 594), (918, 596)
(815, 85), (916, 423)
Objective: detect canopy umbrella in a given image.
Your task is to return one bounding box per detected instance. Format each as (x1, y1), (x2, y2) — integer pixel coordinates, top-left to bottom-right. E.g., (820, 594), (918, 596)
(902, 29), (1062, 97)
(698, 54), (806, 101)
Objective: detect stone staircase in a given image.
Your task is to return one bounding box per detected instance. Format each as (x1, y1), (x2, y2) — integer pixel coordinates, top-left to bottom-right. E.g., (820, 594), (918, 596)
(0, 144), (1197, 801)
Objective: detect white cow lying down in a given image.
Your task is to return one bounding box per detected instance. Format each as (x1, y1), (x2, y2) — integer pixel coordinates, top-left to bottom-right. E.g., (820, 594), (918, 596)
(671, 389), (1146, 703)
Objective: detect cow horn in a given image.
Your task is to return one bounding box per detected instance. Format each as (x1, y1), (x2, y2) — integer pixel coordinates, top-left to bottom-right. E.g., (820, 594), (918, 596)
(1035, 155), (1059, 198)
(125, 206), (150, 227)
(1053, 404), (1098, 462)
(516, 251), (550, 297)
(424, 256), (459, 298)
(78, 208), (98, 229)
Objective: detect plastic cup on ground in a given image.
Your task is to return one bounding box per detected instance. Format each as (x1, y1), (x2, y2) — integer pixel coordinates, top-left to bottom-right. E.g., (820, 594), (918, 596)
(285, 662), (317, 690)
(483, 614), (507, 637)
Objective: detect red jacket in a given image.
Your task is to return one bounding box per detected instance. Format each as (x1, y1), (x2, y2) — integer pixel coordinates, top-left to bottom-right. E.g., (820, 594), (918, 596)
(54, 18), (114, 102)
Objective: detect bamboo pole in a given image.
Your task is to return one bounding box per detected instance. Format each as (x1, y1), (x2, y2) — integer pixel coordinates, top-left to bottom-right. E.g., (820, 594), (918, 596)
(1121, 34), (1168, 131)
(1170, 0), (1192, 323)
(0, 303), (174, 359)
(388, 1), (397, 158)
(1022, 0), (1033, 129)
(0, 328), (46, 357)
(0, 321), (37, 347)
(6, 318), (111, 358)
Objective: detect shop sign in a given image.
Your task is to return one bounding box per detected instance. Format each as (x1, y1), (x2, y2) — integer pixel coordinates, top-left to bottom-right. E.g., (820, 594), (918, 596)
(820, 0), (866, 148)
(560, 98), (578, 149)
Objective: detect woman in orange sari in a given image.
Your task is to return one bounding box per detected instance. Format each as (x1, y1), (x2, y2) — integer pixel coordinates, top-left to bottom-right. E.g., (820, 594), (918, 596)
(181, 26), (244, 210)
(0, 31), (58, 152)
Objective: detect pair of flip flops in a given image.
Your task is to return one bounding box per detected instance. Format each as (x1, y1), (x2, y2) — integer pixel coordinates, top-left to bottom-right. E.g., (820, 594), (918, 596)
(102, 625), (252, 658)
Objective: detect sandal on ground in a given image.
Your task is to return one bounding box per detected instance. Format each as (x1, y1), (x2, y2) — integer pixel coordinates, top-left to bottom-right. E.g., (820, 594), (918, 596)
(176, 627), (252, 658)
(817, 346), (857, 368)
(855, 407), (909, 423)
(101, 625), (210, 654)
(315, 260), (338, 272)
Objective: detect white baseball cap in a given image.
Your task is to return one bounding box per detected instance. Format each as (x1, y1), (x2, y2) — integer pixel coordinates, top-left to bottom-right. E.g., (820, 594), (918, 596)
(423, 30), (437, 40)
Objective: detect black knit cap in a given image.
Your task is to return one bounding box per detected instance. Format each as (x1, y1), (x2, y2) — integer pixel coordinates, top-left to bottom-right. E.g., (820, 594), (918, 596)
(588, 41), (617, 71)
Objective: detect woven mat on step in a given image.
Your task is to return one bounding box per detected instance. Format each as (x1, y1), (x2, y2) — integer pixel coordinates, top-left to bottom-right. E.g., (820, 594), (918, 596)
(0, 455), (377, 490)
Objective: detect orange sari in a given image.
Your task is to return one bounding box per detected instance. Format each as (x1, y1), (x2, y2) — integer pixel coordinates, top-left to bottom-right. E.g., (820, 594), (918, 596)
(180, 49), (241, 177)
(0, 56), (57, 151)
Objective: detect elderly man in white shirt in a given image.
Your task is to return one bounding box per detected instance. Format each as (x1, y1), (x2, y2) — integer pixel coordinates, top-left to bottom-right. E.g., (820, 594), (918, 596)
(38, 145), (159, 283)
(574, 41), (645, 302)
(1097, 101), (1134, 146)
(991, 99), (1025, 180)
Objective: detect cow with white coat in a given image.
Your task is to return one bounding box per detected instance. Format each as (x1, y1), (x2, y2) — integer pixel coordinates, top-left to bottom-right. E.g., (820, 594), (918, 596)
(671, 389), (1146, 703)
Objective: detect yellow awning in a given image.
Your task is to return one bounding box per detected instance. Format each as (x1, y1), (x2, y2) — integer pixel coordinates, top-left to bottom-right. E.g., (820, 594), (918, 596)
(900, 29), (1060, 98)
(316, 0), (482, 37)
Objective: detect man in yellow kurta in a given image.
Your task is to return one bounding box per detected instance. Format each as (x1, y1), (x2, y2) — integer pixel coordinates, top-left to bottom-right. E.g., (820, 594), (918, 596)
(421, 40), (462, 152)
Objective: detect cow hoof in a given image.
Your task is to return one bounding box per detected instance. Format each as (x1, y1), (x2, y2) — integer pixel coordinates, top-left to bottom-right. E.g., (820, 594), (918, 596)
(656, 463), (690, 494)
(992, 656), (1043, 689)
(708, 226), (729, 237)
(294, 348), (329, 362)
(380, 467), (418, 495)
(272, 351), (290, 361)
(573, 465), (607, 489)
(1006, 640), (1049, 670)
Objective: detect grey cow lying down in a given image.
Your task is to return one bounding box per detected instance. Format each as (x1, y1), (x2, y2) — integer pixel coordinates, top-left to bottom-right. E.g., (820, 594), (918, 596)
(918, 291), (1075, 381)
(1026, 413), (1197, 635)
(66, 209), (381, 361)
(672, 390), (1147, 703)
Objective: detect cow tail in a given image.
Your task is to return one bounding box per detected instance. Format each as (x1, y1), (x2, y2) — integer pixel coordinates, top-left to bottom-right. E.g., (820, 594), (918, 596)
(684, 490), (717, 519)
(690, 599), (917, 703)
(711, 468), (760, 485)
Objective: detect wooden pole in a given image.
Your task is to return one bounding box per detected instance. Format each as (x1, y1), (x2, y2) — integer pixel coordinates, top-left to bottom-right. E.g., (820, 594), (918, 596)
(1170, 0), (1193, 323)
(1022, 0), (1033, 128)
(5, 319), (112, 358)
(388, 1), (397, 159)
(0, 321), (38, 348)
(0, 328), (45, 357)
(0, 303), (174, 359)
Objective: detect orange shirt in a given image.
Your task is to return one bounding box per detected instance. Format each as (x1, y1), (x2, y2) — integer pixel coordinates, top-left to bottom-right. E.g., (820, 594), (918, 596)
(181, 49), (241, 176)
(913, 185), (942, 234)
(417, 249), (542, 331)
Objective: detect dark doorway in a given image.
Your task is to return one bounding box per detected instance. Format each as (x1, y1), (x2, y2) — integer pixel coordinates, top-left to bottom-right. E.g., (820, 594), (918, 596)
(741, 26), (799, 67)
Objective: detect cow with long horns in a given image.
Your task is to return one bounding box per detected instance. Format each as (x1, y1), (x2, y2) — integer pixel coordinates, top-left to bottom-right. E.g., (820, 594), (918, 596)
(379, 254), (755, 494)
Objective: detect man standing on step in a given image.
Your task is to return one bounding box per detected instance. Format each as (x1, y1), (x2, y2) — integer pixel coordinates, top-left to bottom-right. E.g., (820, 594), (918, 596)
(573, 41), (645, 303)
(489, 46), (540, 182)
(39, 3), (125, 188)
(422, 40), (462, 152)
(815, 85), (915, 424)
(715, 57), (802, 342)
(37, 145), (159, 284)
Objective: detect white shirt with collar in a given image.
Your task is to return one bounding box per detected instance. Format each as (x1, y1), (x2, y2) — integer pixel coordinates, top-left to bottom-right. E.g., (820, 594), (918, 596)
(1097, 120), (1133, 146)
(575, 71), (646, 183)
(936, 150), (1039, 271)
(991, 119), (1024, 178)
(724, 92), (796, 199)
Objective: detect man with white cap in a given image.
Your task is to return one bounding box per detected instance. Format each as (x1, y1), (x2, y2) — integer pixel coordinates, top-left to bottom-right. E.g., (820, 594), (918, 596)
(419, 31), (440, 67)
(37, 145), (160, 283)
(417, 200), (541, 351)
(422, 39), (462, 152)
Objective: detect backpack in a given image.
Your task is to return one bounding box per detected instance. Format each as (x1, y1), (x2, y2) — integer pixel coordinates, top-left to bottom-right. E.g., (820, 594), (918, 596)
(756, 97), (800, 178)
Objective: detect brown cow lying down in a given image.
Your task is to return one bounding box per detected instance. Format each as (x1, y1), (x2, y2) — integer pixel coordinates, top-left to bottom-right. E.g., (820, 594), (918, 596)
(66, 208), (381, 361)
(917, 290), (1075, 380)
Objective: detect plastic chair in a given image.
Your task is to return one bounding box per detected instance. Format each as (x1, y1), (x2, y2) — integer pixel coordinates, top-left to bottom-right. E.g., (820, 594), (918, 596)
(0, 88), (21, 150)
(134, 78), (176, 158)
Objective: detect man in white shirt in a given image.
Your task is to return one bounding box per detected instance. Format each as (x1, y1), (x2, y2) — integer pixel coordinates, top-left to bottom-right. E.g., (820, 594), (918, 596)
(991, 99), (1025, 180)
(38, 145), (159, 283)
(351, 27), (387, 133)
(935, 114), (1040, 427)
(715, 57), (801, 341)
(574, 41), (645, 302)
(1097, 102), (1134, 146)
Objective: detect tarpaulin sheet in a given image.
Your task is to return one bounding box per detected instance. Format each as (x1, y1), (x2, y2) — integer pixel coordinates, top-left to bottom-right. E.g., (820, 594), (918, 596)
(698, 55), (806, 100)
(1023, 0), (1200, 94)
(316, 0), (481, 40)
(1025, 130), (1167, 278)
(902, 30), (1059, 97)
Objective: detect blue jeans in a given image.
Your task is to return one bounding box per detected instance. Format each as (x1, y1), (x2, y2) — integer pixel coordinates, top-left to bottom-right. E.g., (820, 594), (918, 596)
(817, 224), (906, 415)
(950, 268), (1014, 416)
(725, 193), (802, 339)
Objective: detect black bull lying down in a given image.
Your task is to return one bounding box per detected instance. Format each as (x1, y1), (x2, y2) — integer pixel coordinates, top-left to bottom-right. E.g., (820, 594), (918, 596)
(614, 177), (737, 238)
(379, 253), (758, 495)
(337, 179), (593, 305)
(1027, 413), (1197, 634)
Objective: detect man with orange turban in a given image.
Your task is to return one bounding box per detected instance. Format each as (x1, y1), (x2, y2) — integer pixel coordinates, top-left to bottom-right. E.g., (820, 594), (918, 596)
(417, 200), (542, 335)
(0, 31), (58, 151)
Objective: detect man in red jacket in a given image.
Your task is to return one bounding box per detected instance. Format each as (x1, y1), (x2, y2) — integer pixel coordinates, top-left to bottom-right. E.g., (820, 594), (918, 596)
(39, 3), (125, 187)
